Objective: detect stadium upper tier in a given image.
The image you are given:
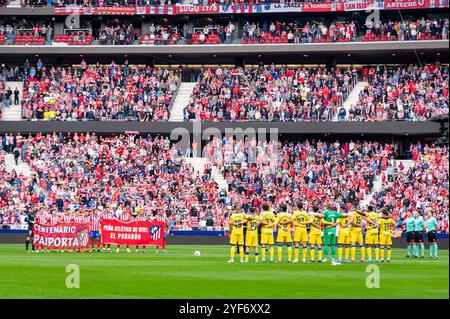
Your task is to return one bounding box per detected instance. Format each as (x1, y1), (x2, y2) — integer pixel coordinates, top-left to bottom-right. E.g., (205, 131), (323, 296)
(0, 134), (448, 233)
(1, 61), (447, 121)
(0, 17), (448, 46)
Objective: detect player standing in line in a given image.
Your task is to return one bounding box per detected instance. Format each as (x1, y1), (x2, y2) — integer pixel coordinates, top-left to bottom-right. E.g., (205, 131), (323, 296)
(116, 207), (131, 253)
(365, 206), (381, 262)
(244, 207), (260, 263)
(337, 210), (353, 263)
(89, 210), (101, 253)
(275, 205), (293, 263)
(260, 203), (277, 263)
(349, 201), (370, 262)
(228, 207), (247, 263)
(35, 208), (48, 253)
(292, 202), (310, 263)
(413, 211), (426, 258)
(404, 211), (416, 257)
(134, 208), (148, 253)
(154, 210), (169, 253)
(378, 209), (396, 262)
(100, 208), (114, 252)
(425, 211), (439, 259)
(321, 203), (348, 265)
(308, 206), (331, 263)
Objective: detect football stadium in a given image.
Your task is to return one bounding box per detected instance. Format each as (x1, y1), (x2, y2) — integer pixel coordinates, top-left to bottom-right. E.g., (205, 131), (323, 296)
(0, 0), (449, 303)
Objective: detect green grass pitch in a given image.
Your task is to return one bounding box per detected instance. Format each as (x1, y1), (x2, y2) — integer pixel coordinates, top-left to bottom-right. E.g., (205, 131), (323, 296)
(0, 244), (448, 299)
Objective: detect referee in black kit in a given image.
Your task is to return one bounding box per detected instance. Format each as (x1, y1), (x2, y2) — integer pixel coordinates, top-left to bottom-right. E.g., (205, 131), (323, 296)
(25, 207), (37, 253)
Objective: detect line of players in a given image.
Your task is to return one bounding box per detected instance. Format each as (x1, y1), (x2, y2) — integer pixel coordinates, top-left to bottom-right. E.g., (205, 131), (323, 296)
(24, 205), (169, 254)
(229, 201), (408, 265)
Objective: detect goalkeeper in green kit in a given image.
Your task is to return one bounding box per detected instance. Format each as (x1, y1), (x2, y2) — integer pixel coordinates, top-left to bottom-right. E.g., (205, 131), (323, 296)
(319, 203), (349, 265)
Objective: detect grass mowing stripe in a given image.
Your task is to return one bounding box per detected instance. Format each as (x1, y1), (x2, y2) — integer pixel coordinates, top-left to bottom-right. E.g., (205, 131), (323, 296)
(0, 244), (447, 299)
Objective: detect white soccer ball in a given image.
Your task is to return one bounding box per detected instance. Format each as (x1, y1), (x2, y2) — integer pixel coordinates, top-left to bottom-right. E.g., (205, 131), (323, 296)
(194, 250), (201, 257)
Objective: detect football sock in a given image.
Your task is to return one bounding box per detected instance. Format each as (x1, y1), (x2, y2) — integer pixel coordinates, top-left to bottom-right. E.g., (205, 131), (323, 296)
(287, 247), (292, 261)
(318, 248), (323, 261)
(375, 247), (380, 260)
(245, 251), (249, 262)
(239, 246), (244, 259)
(277, 247), (282, 261)
(361, 246), (366, 259)
(367, 247), (372, 259)
(26, 240), (29, 251)
(407, 245), (411, 256)
(269, 246), (274, 260)
(323, 246), (329, 259)
(351, 246), (356, 259)
(338, 247), (343, 260)
(294, 247), (299, 260)
(255, 253), (259, 262)
(387, 249), (392, 259)
(331, 245), (336, 260)
(302, 246), (308, 261)
(429, 245), (434, 257)
(310, 248), (315, 261)
(345, 247), (350, 259)
(420, 244), (425, 257)
(230, 246), (236, 260)
(435, 245), (439, 257)
(380, 249), (385, 260)
(261, 247), (266, 260)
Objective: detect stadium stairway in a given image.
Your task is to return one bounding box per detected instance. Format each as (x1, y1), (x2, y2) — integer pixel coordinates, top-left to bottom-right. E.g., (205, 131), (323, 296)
(359, 159), (415, 208)
(183, 156), (229, 192)
(334, 81), (368, 121)
(169, 82), (196, 122)
(1, 81), (23, 121)
(4, 154), (34, 178)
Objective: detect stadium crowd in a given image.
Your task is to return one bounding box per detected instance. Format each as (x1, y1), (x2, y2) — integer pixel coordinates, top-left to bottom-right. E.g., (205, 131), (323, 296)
(0, 134), (448, 234)
(346, 63), (449, 121)
(21, 60), (181, 121)
(183, 65), (357, 121)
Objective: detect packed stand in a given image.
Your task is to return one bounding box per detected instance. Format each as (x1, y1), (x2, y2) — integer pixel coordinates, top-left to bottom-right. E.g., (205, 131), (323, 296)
(187, 22), (236, 45)
(242, 20), (357, 44)
(99, 23), (134, 45)
(183, 65), (357, 121)
(371, 143), (449, 233)
(140, 23), (181, 45)
(21, 60), (181, 121)
(346, 64), (449, 121)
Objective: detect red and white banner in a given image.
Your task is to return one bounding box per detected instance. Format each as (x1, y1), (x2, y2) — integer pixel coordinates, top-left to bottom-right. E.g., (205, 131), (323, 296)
(94, 6), (136, 15)
(384, 0), (430, 9)
(302, 1), (345, 12)
(175, 4), (220, 14)
(33, 222), (91, 249)
(344, 0), (382, 11)
(100, 219), (165, 246)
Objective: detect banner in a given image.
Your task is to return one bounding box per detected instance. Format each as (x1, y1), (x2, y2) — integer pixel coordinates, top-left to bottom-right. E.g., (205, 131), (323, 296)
(53, 1), (448, 15)
(100, 219), (165, 246)
(33, 222), (90, 249)
(176, 4), (220, 14)
(344, 0), (383, 11)
(302, 1), (345, 12)
(384, 0), (430, 9)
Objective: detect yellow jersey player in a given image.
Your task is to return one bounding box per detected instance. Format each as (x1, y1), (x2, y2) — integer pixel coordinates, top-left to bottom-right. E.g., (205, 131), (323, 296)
(365, 205), (381, 262)
(244, 207), (260, 263)
(228, 207), (247, 263)
(349, 201), (370, 262)
(379, 209), (396, 262)
(275, 205), (293, 263)
(309, 206), (334, 263)
(292, 202), (310, 263)
(337, 211), (353, 263)
(260, 203), (277, 263)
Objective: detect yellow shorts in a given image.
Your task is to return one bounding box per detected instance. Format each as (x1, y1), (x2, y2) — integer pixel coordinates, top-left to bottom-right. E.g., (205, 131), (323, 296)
(245, 233), (258, 247)
(294, 228), (308, 243)
(309, 232), (322, 245)
(379, 233), (392, 246)
(337, 231), (351, 245)
(365, 231), (379, 245)
(261, 232), (275, 245)
(276, 230), (292, 243)
(230, 233), (244, 245)
(351, 229), (363, 244)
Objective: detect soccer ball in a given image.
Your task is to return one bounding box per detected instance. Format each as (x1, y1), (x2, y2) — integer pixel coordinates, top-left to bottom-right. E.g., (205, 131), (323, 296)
(194, 251), (201, 257)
